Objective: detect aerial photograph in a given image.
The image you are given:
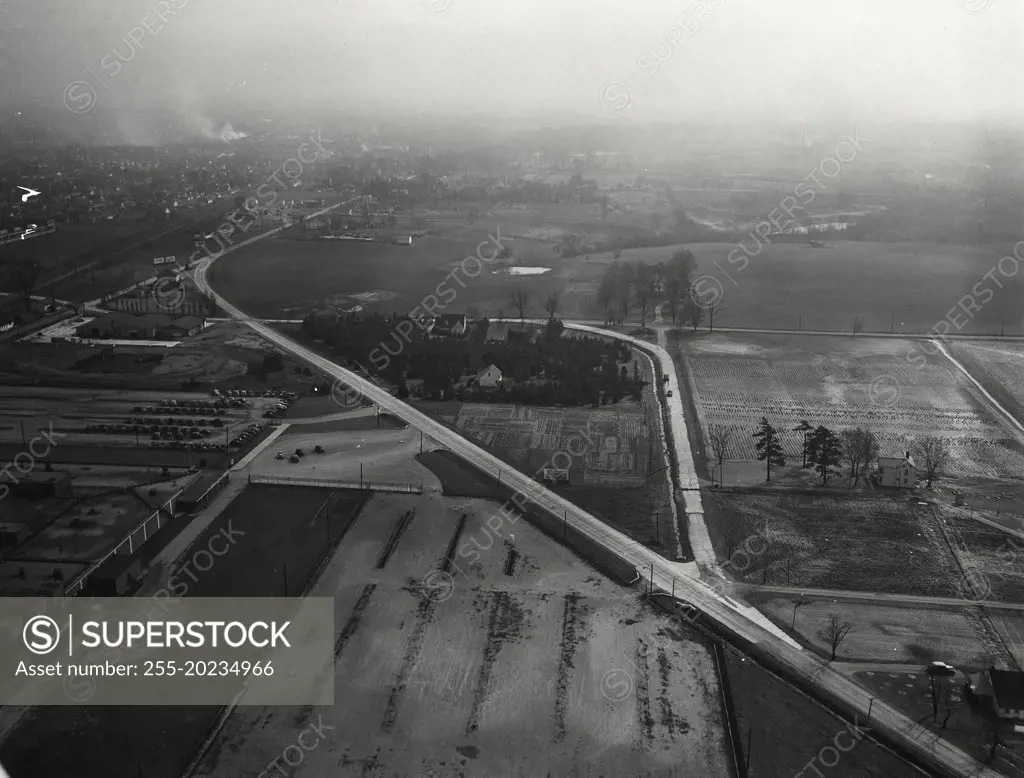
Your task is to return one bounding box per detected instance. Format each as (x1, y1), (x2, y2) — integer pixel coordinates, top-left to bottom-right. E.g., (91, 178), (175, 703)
(1, 0), (1023, 775)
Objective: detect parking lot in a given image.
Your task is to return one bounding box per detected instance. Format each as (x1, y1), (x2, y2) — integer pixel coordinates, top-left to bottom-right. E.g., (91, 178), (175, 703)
(0, 386), (299, 459)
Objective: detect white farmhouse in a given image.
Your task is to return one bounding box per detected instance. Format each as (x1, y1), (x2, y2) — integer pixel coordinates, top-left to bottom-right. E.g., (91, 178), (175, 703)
(877, 451), (916, 488)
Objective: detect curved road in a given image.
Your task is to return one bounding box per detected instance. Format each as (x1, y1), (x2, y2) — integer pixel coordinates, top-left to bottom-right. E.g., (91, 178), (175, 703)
(192, 259), (1001, 778)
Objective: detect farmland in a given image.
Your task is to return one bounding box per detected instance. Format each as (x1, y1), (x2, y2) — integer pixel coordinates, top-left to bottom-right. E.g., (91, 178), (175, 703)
(672, 332), (1024, 482)
(418, 385), (680, 558)
(702, 492), (969, 598)
(191, 493), (731, 778)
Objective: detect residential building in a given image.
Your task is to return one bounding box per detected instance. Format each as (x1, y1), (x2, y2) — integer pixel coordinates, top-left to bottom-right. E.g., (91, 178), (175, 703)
(476, 364), (503, 388)
(431, 314), (467, 337)
(75, 312), (205, 341)
(877, 452), (917, 488)
(968, 669), (1024, 719)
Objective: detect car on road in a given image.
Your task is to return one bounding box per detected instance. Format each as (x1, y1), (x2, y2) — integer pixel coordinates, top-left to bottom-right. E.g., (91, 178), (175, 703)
(927, 661), (956, 677)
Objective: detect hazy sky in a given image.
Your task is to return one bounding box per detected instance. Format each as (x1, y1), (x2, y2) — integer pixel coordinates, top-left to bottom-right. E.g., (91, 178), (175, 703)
(1, 0), (1021, 138)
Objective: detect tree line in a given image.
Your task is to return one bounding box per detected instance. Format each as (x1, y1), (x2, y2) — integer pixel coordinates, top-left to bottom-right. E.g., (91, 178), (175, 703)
(301, 312), (642, 405)
(596, 247), (723, 330)
(705, 418), (951, 487)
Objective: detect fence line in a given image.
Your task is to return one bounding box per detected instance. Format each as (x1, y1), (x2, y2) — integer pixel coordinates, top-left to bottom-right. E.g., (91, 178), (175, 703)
(63, 489), (183, 597)
(247, 473), (422, 494)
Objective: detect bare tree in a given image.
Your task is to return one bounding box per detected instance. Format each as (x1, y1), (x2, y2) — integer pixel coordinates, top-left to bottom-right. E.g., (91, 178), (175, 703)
(941, 685), (958, 729)
(816, 612), (853, 661)
(722, 519), (743, 560)
(708, 424), (734, 486)
(707, 300), (724, 333)
(852, 315), (863, 336)
(841, 428), (878, 488)
(543, 292), (560, 321)
(510, 291), (529, 329)
(8, 258), (43, 312)
(688, 299), (704, 331)
(784, 550), (797, 584)
(635, 283), (651, 328)
(913, 436), (950, 488)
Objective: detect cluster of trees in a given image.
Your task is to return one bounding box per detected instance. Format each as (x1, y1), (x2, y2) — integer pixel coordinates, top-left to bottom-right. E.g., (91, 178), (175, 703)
(596, 248), (707, 329)
(752, 417), (951, 487)
(301, 311), (640, 405)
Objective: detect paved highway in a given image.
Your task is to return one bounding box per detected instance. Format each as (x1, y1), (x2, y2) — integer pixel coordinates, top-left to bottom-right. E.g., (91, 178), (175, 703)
(193, 261), (1003, 778)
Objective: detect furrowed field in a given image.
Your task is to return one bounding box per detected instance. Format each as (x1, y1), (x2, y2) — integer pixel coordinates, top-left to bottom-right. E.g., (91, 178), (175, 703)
(672, 333), (1024, 481)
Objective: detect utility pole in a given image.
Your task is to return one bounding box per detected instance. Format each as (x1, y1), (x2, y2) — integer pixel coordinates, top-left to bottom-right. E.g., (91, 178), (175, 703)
(649, 562), (654, 595)
(420, 430), (423, 454)
(360, 462), (363, 490)
(745, 728), (752, 772)
(654, 511), (659, 545)
(563, 509), (567, 539)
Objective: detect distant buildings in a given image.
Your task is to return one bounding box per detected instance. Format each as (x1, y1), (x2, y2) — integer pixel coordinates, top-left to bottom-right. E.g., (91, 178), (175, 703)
(877, 452), (917, 488)
(431, 314), (467, 338)
(75, 312), (205, 341)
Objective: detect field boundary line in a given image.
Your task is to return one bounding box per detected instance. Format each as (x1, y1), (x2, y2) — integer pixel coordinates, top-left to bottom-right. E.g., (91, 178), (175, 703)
(933, 339), (1024, 444)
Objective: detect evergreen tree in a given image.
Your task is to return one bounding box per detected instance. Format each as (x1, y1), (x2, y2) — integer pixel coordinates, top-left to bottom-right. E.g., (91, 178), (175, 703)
(808, 425), (842, 484)
(753, 417), (784, 482)
(794, 420), (813, 468)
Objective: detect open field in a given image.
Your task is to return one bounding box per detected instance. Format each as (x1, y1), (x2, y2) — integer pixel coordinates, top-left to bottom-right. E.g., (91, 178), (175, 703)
(0, 484), (371, 778)
(673, 332), (1024, 482)
(947, 341), (1024, 432)
(209, 218), (1024, 335)
(752, 595), (1005, 668)
(725, 648), (927, 778)
(191, 492), (731, 778)
(704, 491), (996, 599)
(207, 223), (564, 320)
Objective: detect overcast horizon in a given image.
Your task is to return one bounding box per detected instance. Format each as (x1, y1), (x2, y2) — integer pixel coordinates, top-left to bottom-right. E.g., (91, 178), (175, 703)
(1, 0), (1022, 144)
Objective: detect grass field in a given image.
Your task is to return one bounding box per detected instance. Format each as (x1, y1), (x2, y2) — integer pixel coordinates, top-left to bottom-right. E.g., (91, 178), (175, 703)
(557, 239), (1024, 335)
(754, 596), (1004, 668)
(704, 492), (968, 597)
(207, 224), (564, 320)
(0, 484), (370, 778)
(673, 332), (1024, 482)
(725, 648), (927, 778)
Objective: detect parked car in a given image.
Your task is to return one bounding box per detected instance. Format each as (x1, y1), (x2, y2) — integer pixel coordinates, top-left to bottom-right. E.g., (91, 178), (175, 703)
(289, 454), (300, 463)
(275, 451), (285, 460)
(314, 445), (325, 454)
(927, 661), (956, 677)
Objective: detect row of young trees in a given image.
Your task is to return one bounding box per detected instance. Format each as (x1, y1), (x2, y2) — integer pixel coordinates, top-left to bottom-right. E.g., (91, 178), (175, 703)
(741, 417), (951, 486)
